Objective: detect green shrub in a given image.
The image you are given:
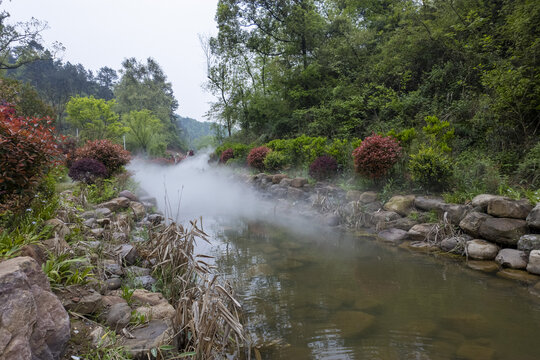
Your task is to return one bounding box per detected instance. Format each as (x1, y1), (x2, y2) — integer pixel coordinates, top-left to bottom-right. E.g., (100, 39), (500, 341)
(451, 150), (503, 195)
(264, 151), (288, 171)
(517, 141), (540, 188)
(326, 138), (356, 171)
(409, 146), (453, 191)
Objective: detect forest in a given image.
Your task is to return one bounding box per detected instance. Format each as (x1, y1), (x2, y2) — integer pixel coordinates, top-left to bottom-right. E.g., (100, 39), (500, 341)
(205, 0), (539, 194)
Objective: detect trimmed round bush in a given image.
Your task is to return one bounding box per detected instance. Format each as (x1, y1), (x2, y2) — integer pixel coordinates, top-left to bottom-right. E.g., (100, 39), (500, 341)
(352, 134), (401, 179)
(68, 158), (108, 184)
(247, 146), (271, 171)
(264, 151), (287, 171)
(408, 146), (453, 190)
(309, 155), (338, 181)
(73, 139), (130, 176)
(220, 148), (234, 164)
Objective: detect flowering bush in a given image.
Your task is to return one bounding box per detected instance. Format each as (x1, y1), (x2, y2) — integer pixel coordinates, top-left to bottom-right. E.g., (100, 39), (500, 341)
(352, 134), (401, 178)
(73, 139), (130, 176)
(68, 158), (108, 184)
(0, 105), (63, 212)
(309, 155), (338, 180)
(247, 146), (271, 171)
(220, 148), (234, 164)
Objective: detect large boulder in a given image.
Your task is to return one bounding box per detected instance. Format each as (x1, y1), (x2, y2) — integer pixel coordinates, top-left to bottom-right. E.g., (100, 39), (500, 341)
(359, 191), (378, 204)
(407, 223), (437, 242)
(466, 240), (499, 260)
(44, 219), (71, 239)
(526, 250), (540, 275)
(119, 190), (138, 201)
(121, 320), (175, 359)
(130, 202), (146, 220)
(378, 228), (408, 245)
(414, 196), (445, 211)
(494, 249), (527, 269)
(478, 217), (529, 246)
(517, 234), (540, 252)
(440, 204), (471, 225)
(527, 204), (540, 230)
(383, 195), (415, 216)
(371, 210), (401, 225)
(459, 212), (491, 237)
(99, 197), (131, 212)
(290, 178), (308, 188)
(487, 198), (533, 219)
(471, 194), (508, 210)
(377, 217), (418, 231)
(272, 174), (288, 184)
(0, 257), (70, 359)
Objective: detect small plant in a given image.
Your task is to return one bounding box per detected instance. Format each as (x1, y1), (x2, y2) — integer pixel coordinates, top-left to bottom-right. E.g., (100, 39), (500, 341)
(516, 141), (540, 188)
(409, 146), (453, 191)
(247, 146), (271, 171)
(130, 310), (148, 326)
(309, 155), (338, 181)
(352, 134), (402, 179)
(264, 150), (288, 171)
(121, 285), (135, 305)
(42, 254), (94, 288)
(219, 148), (234, 164)
(73, 139), (131, 176)
(84, 178), (118, 204)
(68, 158), (108, 184)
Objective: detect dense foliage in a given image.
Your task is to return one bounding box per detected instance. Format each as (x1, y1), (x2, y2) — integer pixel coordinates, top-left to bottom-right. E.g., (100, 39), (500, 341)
(309, 155), (338, 181)
(206, 0), (539, 184)
(352, 134), (402, 179)
(73, 139), (131, 176)
(247, 146), (271, 171)
(0, 105), (63, 212)
(68, 158), (108, 184)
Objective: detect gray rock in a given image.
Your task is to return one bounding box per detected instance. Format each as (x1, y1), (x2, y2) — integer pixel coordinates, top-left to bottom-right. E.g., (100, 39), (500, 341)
(440, 204), (471, 225)
(95, 207), (113, 218)
(495, 248), (527, 269)
(116, 244), (138, 265)
(121, 320), (175, 359)
(359, 191), (378, 203)
(272, 174), (288, 184)
(487, 198), (533, 219)
(459, 212), (491, 237)
(90, 228), (105, 238)
(383, 195), (415, 216)
(64, 290), (103, 315)
(378, 228), (408, 245)
(440, 236), (469, 253)
(407, 223), (437, 242)
(324, 214), (341, 227)
(81, 210), (96, 219)
(526, 250), (540, 275)
(371, 210), (401, 225)
(345, 190), (362, 202)
(363, 201), (383, 212)
(103, 260), (123, 276)
(0, 257), (70, 360)
(290, 178), (308, 188)
(112, 232), (128, 242)
(378, 217), (418, 231)
(83, 218), (96, 227)
(119, 190), (138, 201)
(44, 218), (70, 238)
(147, 213), (165, 225)
(471, 194), (508, 209)
(125, 266), (151, 277)
(139, 196), (158, 207)
(99, 197), (131, 212)
(414, 196), (445, 211)
(517, 234), (540, 252)
(466, 239), (500, 260)
(130, 202), (146, 220)
(287, 187), (306, 200)
(134, 275), (157, 290)
(106, 302), (132, 330)
(527, 204), (540, 230)
(105, 278), (122, 290)
(478, 217), (529, 246)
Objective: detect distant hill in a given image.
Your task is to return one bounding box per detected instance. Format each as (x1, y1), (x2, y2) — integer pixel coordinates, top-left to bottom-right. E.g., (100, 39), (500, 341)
(175, 116), (215, 148)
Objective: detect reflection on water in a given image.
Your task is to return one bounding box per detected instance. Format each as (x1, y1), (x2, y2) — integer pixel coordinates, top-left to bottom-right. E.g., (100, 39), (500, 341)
(198, 218), (540, 360)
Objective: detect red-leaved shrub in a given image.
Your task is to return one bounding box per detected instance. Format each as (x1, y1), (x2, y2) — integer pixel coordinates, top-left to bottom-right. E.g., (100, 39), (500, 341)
(247, 146), (270, 171)
(73, 139), (131, 176)
(352, 134), (401, 178)
(0, 105), (63, 211)
(309, 155), (338, 181)
(220, 148), (234, 164)
(68, 158), (108, 183)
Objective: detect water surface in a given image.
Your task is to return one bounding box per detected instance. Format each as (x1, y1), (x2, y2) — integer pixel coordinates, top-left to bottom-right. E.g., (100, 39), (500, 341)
(198, 218), (540, 360)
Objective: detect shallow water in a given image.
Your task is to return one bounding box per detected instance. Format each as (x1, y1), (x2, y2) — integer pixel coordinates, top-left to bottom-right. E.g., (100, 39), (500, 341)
(197, 218), (540, 360)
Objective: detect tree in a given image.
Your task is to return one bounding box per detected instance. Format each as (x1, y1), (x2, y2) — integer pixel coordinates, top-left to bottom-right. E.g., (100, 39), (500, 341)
(114, 57), (185, 149)
(0, 2), (60, 69)
(123, 109), (163, 153)
(66, 96), (126, 141)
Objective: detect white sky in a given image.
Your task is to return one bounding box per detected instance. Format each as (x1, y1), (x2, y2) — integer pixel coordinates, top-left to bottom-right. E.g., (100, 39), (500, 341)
(3, 0), (219, 121)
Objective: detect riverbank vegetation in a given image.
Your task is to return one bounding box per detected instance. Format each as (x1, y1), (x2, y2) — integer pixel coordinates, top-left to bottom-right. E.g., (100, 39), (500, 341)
(206, 0), (539, 203)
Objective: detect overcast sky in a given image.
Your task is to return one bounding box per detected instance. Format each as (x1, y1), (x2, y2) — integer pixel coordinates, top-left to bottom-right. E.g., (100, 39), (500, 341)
(3, 0), (219, 121)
